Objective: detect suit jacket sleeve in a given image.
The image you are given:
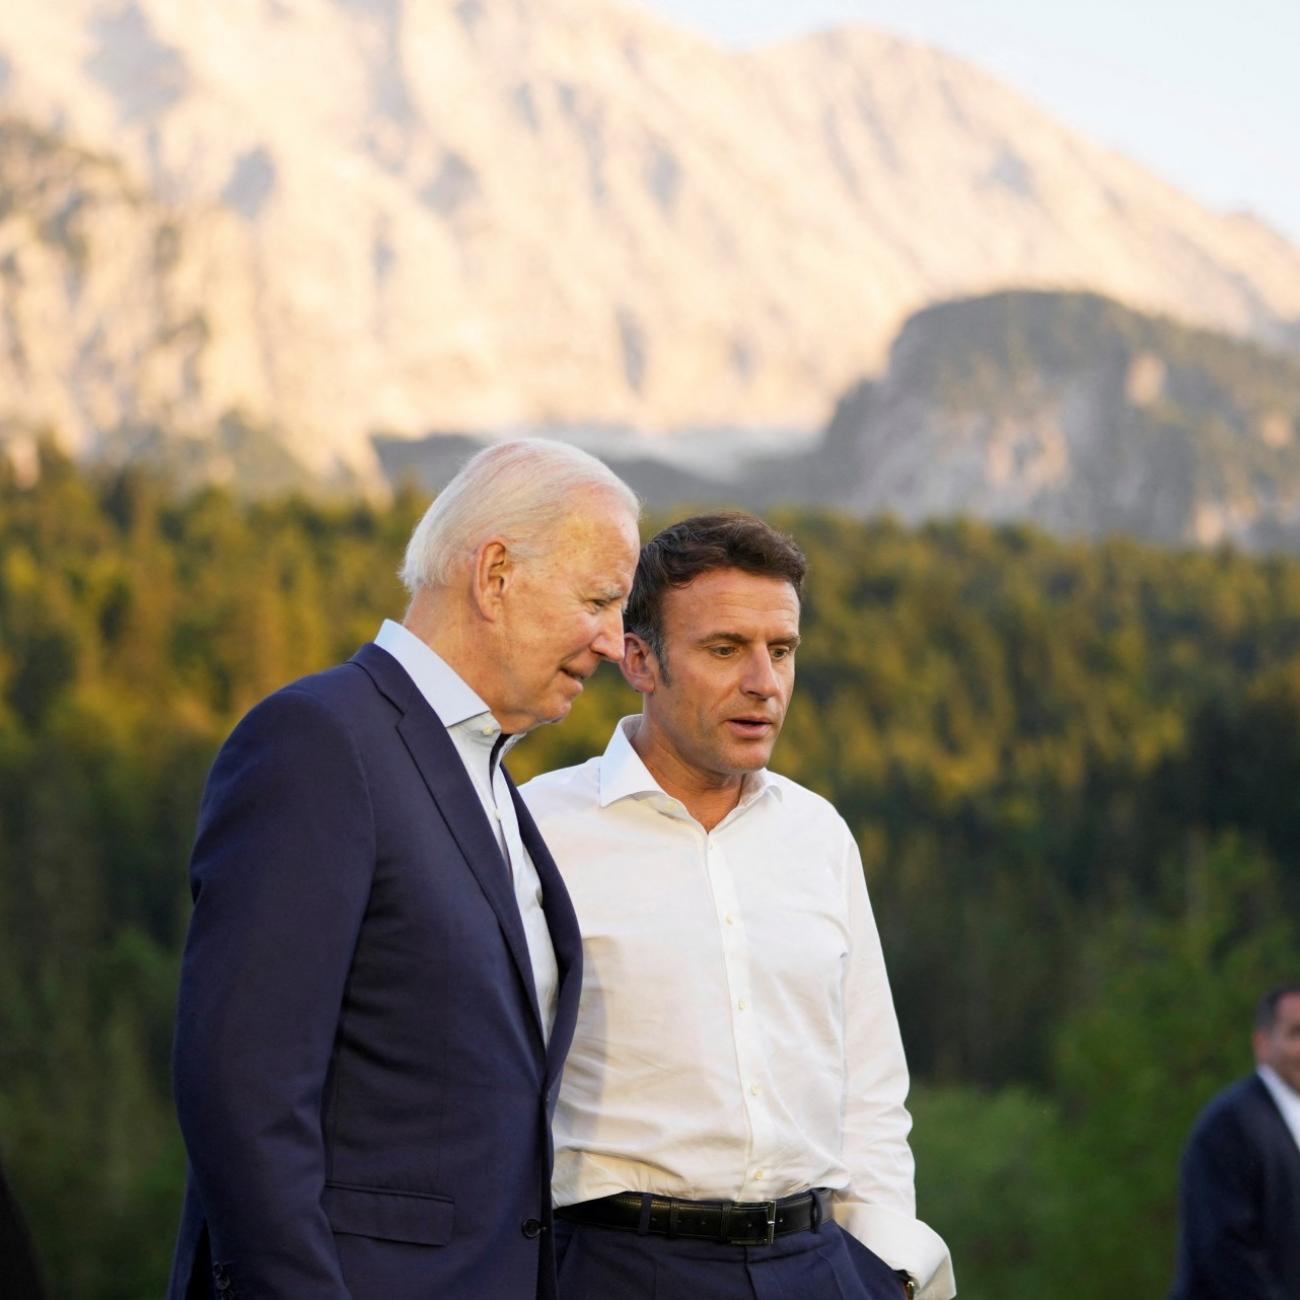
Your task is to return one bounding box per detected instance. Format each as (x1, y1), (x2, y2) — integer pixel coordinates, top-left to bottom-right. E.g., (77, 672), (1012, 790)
(1177, 1099), (1287, 1300)
(172, 687), (376, 1298)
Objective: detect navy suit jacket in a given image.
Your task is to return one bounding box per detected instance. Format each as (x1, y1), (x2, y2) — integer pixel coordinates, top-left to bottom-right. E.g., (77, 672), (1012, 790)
(1169, 1073), (1300, 1300)
(167, 643), (583, 1300)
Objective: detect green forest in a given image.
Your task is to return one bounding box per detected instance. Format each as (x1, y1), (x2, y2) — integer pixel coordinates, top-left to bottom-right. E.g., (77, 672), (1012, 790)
(1, 444), (1297, 1298)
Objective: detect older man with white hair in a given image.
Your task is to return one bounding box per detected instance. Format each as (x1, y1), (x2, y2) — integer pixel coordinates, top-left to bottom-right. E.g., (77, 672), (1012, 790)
(167, 441), (640, 1300)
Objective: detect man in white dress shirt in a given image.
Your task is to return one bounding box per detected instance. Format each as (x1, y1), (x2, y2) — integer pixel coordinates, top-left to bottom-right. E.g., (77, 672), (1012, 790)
(523, 513), (955, 1300)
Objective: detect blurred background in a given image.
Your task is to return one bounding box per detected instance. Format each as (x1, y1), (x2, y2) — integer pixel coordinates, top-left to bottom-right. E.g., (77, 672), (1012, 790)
(1, 1), (1299, 1294)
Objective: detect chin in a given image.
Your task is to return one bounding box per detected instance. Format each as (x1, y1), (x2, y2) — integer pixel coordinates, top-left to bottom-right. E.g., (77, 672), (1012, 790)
(722, 746), (774, 773)
(540, 698), (574, 725)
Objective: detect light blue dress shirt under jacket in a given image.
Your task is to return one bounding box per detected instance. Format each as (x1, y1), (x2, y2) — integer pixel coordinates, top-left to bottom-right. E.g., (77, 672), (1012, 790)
(374, 619), (558, 1041)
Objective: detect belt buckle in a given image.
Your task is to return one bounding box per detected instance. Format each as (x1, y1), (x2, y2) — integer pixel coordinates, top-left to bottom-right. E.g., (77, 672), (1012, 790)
(728, 1199), (777, 1246)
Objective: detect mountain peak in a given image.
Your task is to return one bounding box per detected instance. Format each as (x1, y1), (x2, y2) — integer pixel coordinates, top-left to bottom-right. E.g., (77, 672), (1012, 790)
(2, 0), (1298, 484)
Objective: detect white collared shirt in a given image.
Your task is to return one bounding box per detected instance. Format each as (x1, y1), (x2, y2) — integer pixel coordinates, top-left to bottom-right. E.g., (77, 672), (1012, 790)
(1257, 1064), (1300, 1153)
(375, 619), (557, 1042)
(521, 717), (955, 1299)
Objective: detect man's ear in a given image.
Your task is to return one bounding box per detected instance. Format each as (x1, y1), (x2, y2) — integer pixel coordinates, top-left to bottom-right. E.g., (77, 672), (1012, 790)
(1252, 1027), (1271, 1065)
(620, 632), (659, 695)
(470, 539), (512, 619)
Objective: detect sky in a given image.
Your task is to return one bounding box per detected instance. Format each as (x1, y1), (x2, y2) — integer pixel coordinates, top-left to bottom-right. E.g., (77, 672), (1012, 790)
(635, 0), (1300, 245)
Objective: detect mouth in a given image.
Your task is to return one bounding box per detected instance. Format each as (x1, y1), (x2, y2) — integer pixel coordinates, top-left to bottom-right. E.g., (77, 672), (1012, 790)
(725, 716), (775, 738)
(560, 667), (589, 689)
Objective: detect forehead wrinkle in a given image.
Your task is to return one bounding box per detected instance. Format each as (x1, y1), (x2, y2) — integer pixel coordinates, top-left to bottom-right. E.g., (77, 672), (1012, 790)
(667, 578), (801, 641)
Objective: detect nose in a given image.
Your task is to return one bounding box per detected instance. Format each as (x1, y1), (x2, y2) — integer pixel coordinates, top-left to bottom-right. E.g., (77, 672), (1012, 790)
(741, 648), (780, 698)
(590, 604), (625, 662)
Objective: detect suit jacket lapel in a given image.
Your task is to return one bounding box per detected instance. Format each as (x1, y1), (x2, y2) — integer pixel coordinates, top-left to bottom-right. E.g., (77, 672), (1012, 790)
(509, 775), (583, 1080)
(351, 644), (544, 1041)
(1251, 1074), (1300, 1171)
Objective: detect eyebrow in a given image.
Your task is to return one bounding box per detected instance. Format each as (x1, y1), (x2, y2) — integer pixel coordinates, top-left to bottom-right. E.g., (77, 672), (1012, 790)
(696, 631), (801, 648)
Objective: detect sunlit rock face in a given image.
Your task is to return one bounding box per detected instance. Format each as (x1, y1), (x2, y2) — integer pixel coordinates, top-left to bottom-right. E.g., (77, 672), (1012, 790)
(2, 0), (1300, 487)
(806, 292), (1300, 549)
(0, 120), (285, 479)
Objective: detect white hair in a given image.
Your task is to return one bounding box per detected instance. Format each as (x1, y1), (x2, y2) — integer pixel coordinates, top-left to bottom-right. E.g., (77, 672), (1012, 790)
(399, 438), (640, 592)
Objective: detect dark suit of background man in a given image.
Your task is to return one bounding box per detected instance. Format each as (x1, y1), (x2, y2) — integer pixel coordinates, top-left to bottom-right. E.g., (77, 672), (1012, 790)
(167, 439), (640, 1300)
(0, 1156), (46, 1299)
(1169, 982), (1300, 1300)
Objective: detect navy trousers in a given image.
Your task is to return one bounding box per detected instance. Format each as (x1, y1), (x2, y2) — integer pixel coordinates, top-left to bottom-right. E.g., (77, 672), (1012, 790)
(554, 1216), (903, 1300)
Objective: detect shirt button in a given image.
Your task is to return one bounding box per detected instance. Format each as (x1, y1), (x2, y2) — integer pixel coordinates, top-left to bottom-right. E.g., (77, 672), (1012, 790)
(750, 1083), (762, 1097)
(725, 914), (735, 926)
(737, 998), (748, 1011)
(753, 1170), (766, 1180)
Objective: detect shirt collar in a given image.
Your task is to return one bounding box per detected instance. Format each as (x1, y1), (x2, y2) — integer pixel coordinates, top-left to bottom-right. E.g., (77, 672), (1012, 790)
(1258, 1063), (1300, 1111)
(598, 715), (781, 811)
(374, 619), (522, 754)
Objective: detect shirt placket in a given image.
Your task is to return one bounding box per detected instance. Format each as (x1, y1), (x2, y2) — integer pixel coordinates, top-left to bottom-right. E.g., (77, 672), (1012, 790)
(703, 831), (780, 1202)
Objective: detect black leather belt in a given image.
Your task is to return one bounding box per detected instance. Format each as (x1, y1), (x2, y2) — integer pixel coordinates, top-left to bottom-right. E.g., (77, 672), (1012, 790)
(555, 1189), (826, 1247)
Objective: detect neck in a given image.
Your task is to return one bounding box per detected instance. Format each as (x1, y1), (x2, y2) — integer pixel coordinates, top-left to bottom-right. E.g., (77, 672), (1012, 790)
(628, 716), (746, 832)
(403, 586), (511, 726)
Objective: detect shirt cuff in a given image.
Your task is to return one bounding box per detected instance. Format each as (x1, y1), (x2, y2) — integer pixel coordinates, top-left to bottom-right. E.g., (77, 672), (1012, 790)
(831, 1201), (957, 1300)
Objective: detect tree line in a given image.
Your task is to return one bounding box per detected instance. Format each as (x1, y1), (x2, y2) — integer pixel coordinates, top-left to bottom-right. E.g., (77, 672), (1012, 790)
(1, 445), (1296, 1297)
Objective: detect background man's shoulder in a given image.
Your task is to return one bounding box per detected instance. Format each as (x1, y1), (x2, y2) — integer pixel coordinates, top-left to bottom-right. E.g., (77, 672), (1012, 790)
(1187, 1074), (1268, 1148)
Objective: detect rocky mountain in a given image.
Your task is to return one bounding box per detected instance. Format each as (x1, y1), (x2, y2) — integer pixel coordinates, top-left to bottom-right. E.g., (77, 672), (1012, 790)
(781, 291), (1300, 549)
(386, 291), (1300, 551)
(0, 118), (357, 494)
(2, 0), (1300, 487)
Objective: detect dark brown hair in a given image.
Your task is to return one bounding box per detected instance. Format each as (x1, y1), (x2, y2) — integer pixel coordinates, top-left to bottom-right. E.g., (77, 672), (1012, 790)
(1255, 983), (1300, 1032)
(625, 512), (807, 674)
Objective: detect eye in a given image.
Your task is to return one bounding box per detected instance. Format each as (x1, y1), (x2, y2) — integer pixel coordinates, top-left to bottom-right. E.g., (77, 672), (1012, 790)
(708, 644), (737, 657)
(771, 645), (795, 661)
